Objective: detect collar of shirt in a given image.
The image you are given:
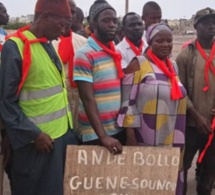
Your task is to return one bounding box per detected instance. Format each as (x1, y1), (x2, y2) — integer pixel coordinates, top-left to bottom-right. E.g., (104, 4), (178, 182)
(87, 36), (104, 51)
(119, 37), (132, 50)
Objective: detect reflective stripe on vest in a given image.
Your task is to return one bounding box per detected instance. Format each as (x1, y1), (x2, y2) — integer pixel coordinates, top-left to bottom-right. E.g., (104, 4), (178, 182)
(20, 85), (63, 101)
(28, 106), (69, 125)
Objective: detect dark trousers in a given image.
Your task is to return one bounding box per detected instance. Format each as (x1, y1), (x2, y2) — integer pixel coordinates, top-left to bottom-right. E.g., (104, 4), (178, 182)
(10, 130), (78, 195)
(197, 134), (215, 195)
(183, 127), (215, 195)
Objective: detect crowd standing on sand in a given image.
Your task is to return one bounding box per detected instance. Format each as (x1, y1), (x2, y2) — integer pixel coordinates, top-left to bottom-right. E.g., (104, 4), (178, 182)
(0, 0), (215, 195)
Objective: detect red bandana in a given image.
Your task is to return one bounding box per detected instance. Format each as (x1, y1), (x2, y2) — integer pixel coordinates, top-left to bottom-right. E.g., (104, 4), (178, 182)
(91, 33), (124, 79)
(7, 25), (48, 95)
(58, 31), (76, 87)
(125, 37), (143, 56)
(147, 49), (183, 100)
(196, 40), (215, 92)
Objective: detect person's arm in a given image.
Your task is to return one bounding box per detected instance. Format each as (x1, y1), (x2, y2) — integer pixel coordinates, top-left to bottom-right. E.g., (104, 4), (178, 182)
(119, 52), (129, 70)
(116, 44), (129, 70)
(0, 40), (53, 151)
(117, 58), (141, 146)
(176, 49), (194, 109)
(77, 81), (122, 153)
(187, 107), (212, 134)
(74, 51), (122, 154)
(126, 128), (138, 146)
(176, 49), (211, 134)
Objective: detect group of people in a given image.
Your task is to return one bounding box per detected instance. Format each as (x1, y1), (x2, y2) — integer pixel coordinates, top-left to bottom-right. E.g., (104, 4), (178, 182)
(0, 0), (215, 195)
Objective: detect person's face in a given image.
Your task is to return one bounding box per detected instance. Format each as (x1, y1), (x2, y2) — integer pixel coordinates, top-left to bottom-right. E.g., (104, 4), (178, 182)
(124, 14), (144, 42)
(68, 0), (77, 24)
(94, 9), (117, 42)
(44, 14), (71, 40)
(0, 4), (9, 25)
(142, 9), (161, 30)
(150, 30), (173, 60)
(196, 17), (215, 40)
(62, 0), (76, 36)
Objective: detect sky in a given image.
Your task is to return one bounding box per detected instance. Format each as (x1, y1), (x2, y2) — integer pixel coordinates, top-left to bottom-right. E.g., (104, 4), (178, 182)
(1, 0), (215, 19)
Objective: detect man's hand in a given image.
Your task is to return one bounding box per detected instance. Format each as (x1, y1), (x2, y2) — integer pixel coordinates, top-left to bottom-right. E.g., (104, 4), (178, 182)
(100, 135), (122, 155)
(35, 132), (54, 153)
(188, 107), (212, 134)
(195, 114), (212, 134)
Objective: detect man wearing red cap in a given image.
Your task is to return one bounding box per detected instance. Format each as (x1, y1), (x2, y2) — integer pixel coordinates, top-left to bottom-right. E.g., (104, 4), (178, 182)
(0, 0), (78, 194)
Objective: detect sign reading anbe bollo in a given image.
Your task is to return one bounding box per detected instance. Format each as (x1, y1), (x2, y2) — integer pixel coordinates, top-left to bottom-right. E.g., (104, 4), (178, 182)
(64, 146), (181, 195)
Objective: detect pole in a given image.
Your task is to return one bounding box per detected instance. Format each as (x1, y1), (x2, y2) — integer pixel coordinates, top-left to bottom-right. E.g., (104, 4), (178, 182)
(125, 0), (129, 14)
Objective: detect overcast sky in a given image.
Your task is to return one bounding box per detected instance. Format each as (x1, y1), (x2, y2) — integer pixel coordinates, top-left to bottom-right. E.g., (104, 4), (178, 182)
(1, 0), (215, 19)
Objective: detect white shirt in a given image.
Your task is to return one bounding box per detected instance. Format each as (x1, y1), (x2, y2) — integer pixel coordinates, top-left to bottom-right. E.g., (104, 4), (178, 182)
(116, 37), (147, 69)
(52, 32), (87, 52)
(52, 32), (87, 82)
(72, 32), (87, 52)
(142, 30), (148, 48)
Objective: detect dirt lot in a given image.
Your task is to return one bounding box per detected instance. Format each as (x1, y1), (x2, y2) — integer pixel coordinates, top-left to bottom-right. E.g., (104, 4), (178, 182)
(2, 34), (215, 195)
(172, 34), (195, 59)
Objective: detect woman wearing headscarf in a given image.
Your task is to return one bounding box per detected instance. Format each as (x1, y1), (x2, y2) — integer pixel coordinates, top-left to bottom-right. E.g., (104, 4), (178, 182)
(117, 23), (187, 194)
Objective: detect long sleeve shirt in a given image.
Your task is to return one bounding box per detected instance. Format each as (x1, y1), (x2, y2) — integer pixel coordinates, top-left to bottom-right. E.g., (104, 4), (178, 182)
(176, 42), (215, 127)
(0, 39), (63, 149)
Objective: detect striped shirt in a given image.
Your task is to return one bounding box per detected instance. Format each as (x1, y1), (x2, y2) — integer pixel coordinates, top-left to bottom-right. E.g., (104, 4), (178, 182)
(73, 37), (122, 142)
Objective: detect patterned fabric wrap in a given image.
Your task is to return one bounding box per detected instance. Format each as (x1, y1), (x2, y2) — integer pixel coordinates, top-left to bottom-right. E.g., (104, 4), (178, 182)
(117, 56), (187, 195)
(117, 56), (187, 147)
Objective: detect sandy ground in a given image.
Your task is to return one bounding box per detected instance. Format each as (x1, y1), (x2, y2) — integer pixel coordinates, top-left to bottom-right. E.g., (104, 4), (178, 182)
(2, 35), (215, 195)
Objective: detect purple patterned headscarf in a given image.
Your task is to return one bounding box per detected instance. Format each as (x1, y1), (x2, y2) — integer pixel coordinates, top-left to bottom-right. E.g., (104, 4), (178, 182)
(146, 23), (172, 44)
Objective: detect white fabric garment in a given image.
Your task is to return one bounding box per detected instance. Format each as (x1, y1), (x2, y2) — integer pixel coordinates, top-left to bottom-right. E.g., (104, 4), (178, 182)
(116, 37), (147, 69)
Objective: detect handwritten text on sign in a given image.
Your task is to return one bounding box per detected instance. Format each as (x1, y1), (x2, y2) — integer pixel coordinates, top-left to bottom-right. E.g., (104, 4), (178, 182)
(64, 146), (181, 195)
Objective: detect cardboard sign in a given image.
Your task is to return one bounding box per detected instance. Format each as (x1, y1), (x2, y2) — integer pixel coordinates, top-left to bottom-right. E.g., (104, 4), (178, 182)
(64, 146), (181, 195)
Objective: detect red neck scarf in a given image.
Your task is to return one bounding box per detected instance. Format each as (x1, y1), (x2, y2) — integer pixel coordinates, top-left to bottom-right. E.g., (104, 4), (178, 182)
(147, 49), (183, 100)
(58, 31), (76, 87)
(196, 40), (215, 92)
(8, 25), (48, 95)
(125, 37), (143, 56)
(91, 33), (124, 79)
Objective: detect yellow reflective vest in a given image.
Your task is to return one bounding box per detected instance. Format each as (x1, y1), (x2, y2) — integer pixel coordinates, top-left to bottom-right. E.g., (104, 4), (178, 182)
(10, 30), (73, 139)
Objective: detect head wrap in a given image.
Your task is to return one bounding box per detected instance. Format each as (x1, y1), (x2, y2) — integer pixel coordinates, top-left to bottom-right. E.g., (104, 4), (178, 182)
(146, 23), (172, 44)
(89, 0), (116, 22)
(35, 0), (71, 18)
